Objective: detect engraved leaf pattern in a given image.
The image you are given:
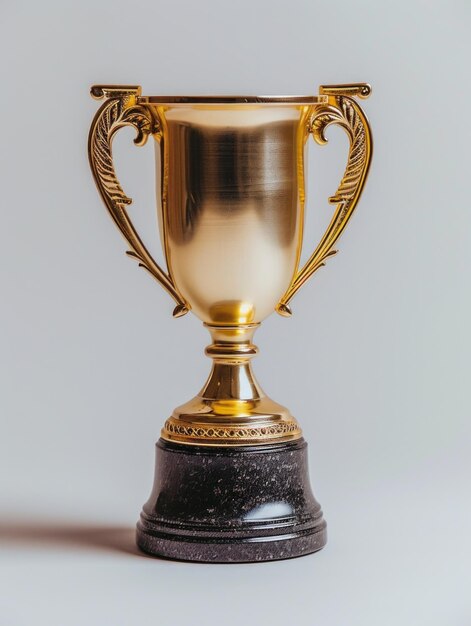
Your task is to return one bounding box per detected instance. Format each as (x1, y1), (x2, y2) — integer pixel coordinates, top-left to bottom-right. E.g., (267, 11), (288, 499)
(89, 96), (189, 314)
(311, 97), (367, 205)
(278, 95), (371, 312)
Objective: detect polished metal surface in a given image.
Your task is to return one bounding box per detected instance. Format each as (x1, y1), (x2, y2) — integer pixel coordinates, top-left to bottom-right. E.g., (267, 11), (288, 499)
(139, 95), (327, 104)
(88, 83), (373, 445)
(154, 102), (311, 324)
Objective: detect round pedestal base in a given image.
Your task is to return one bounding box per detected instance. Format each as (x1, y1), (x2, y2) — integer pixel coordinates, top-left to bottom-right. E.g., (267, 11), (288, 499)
(136, 438), (326, 563)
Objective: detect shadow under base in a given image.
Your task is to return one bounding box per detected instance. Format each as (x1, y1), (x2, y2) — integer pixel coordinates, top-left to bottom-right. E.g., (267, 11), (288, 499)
(136, 438), (326, 563)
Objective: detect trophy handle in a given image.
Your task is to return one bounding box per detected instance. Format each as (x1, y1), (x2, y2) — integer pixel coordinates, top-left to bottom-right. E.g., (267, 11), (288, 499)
(88, 85), (190, 318)
(276, 83), (373, 316)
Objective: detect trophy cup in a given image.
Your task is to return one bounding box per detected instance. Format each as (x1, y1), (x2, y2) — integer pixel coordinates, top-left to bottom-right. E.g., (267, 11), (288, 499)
(88, 83), (372, 562)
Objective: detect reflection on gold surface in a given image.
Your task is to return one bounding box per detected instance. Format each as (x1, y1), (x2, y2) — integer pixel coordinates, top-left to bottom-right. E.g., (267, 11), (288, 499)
(208, 301), (255, 325)
(154, 104), (311, 324)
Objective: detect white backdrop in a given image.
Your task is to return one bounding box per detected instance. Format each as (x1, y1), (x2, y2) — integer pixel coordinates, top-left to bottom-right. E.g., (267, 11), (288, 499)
(1, 1), (470, 625)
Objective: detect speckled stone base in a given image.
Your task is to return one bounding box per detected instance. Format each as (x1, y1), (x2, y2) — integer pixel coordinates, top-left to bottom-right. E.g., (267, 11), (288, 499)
(136, 438), (326, 563)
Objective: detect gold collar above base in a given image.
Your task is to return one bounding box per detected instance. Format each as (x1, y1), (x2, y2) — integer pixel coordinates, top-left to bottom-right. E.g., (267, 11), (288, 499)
(161, 415), (302, 447)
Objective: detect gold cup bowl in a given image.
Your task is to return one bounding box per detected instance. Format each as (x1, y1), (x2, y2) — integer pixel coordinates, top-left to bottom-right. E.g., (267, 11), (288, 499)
(89, 84), (372, 447)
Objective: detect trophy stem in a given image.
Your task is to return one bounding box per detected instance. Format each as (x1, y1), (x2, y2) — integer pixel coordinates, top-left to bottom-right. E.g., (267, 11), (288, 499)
(161, 323), (302, 446)
(200, 360), (263, 403)
(201, 323), (263, 402)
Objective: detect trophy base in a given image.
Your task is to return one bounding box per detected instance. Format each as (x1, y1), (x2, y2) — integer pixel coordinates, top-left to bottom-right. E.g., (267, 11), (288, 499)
(136, 438), (326, 563)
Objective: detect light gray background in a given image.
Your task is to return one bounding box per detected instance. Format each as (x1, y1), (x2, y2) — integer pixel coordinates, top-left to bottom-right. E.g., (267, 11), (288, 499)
(1, 0), (470, 624)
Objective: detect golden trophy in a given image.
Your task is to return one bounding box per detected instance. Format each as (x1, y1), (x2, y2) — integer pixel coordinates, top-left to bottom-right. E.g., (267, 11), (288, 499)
(88, 83), (372, 562)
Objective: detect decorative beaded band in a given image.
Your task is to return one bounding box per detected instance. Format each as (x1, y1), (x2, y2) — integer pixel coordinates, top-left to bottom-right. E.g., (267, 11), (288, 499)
(161, 418), (303, 447)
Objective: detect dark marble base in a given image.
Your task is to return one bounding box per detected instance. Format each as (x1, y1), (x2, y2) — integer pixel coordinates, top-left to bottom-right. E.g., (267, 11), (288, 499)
(136, 438), (326, 563)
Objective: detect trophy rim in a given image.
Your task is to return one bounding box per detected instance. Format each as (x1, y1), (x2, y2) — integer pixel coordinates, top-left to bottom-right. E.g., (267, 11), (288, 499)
(139, 94), (328, 105)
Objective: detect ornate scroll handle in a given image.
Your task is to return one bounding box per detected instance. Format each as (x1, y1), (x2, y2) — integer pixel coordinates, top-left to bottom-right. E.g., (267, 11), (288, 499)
(276, 83), (373, 317)
(88, 85), (190, 318)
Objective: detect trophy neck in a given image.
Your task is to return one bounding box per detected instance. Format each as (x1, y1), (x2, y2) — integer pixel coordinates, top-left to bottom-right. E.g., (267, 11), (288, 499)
(201, 323), (263, 403)
(204, 322), (259, 360)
